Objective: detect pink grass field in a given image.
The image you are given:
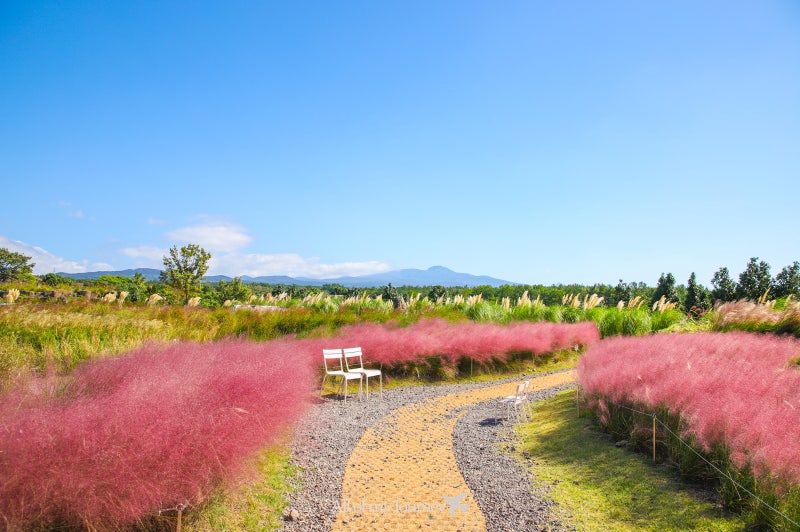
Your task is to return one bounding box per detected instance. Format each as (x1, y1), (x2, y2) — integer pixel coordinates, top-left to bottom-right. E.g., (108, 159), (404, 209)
(578, 332), (800, 485)
(0, 319), (598, 529)
(304, 318), (600, 366)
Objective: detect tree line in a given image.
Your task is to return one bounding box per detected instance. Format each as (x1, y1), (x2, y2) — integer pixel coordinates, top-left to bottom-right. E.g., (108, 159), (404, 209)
(2, 246), (798, 312)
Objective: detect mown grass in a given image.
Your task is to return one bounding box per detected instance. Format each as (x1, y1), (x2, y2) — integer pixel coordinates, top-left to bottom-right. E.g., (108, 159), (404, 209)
(184, 442), (298, 531)
(517, 391), (746, 531)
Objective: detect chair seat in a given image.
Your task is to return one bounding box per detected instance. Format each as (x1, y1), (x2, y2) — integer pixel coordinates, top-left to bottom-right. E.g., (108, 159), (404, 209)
(328, 370), (362, 379)
(353, 368), (381, 378)
(500, 396), (524, 405)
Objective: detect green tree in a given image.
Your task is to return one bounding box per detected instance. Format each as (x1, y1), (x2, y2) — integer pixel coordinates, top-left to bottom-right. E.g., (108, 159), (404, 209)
(218, 276), (251, 303)
(613, 279), (632, 304)
(651, 273), (678, 306)
(38, 273), (74, 287)
(773, 261), (800, 299)
(0, 248), (35, 282)
(127, 272), (149, 302)
(736, 257), (772, 301)
(711, 267), (737, 302)
(382, 283), (402, 308)
(160, 244), (212, 304)
(684, 272), (708, 316)
(322, 283), (351, 296)
(428, 285), (447, 301)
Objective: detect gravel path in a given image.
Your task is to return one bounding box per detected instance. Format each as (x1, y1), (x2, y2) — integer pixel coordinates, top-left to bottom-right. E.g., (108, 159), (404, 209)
(453, 383), (575, 532)
(281, 371), (572, 532)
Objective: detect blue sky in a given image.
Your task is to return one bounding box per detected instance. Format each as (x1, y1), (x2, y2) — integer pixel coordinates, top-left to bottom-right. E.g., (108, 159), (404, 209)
(1, 1), (798, 286)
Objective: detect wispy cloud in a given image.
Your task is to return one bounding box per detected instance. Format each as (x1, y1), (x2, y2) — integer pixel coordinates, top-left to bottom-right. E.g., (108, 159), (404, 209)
(146, 217), (165, 225)
(166, 219), (252, 253)
(121, 246), (167, 262)
(210, 252), (391, 279)
(55, 200), (91, 221)
(0, 236), (106, 274)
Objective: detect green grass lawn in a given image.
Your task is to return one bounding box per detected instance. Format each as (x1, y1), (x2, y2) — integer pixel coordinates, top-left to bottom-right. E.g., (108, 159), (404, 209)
(517, 390), (747, 531)
(184, 442), (298, 531)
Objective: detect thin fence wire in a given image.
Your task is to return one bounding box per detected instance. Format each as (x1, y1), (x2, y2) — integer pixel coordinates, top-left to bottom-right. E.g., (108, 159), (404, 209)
(577, 387), (799, 528)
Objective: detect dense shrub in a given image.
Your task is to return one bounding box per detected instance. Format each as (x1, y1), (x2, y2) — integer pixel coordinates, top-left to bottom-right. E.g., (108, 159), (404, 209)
(621, 308), (651, 335)
(649, 308), (684, 331)
(465, 301), (506, 322)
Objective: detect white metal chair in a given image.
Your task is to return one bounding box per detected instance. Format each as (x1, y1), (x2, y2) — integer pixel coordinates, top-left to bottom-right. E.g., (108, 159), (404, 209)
(500, 381), (529, 422)
(521, 379), (534, 418)
(321, 348), (362, 403)
(343, 347), (382, 398)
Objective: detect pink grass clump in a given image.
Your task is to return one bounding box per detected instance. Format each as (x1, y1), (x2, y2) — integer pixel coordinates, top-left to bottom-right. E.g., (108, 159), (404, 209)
(303, 318), (599, 366)
(0, 339), (315, 530)
(578, 332), (800, 484)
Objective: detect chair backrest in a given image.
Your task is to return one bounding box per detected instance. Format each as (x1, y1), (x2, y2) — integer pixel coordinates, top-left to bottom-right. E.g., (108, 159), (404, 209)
(522, 380), (531, 394)
(514, 382), (526, 398)
(342, 347), (363, 371)
(323, 348), (344, 373)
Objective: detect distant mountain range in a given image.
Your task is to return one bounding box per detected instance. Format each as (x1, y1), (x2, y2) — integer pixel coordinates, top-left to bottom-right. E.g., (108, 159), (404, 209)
(57, 266), (516, 288)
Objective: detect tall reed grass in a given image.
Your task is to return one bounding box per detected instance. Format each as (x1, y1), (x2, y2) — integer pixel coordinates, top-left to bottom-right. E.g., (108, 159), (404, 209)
(712, 300), (800, 336)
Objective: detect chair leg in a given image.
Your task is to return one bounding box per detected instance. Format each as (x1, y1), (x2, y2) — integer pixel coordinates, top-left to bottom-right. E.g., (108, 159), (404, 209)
(320, 374), (328, 398)
(379, 374), (382, 397)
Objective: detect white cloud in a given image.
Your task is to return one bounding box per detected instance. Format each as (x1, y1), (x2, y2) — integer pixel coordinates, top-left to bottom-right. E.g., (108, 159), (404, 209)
(147, 217), (165, 225)
(68, 210), (85, 219)
(0, 236), (106, 274)
(210, 252), (392, 279)
(121, 246), (167, 262)
(166, 220), (252, 253)
(1, 234), (391, 279)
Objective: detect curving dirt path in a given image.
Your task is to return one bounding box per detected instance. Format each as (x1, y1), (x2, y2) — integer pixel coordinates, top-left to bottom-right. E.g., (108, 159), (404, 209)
(330, 371), (576, 531)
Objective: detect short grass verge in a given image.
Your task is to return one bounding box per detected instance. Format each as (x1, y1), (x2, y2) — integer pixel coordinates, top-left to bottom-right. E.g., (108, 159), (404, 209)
(183, 441), (298, 531)
(517, 391), (746, 531)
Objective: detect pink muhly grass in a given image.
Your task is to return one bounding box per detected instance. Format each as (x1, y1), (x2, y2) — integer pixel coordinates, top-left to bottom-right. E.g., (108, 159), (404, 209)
(578, 332), (800, 484)
(301, 318), (599, 367)
(0, 319), (598, 529)
(0, 339), (315, 530)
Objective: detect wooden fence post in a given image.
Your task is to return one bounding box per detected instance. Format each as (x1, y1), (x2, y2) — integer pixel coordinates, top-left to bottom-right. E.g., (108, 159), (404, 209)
(652, 415), (657, 463)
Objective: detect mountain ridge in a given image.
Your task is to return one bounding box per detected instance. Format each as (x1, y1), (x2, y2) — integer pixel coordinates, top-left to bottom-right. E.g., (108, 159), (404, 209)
(57, 266), (517, 288)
